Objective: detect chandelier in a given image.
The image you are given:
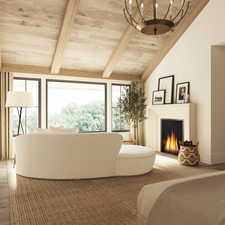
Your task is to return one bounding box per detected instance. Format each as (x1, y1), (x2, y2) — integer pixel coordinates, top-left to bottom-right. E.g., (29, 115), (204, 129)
(123, 0), (190, 35)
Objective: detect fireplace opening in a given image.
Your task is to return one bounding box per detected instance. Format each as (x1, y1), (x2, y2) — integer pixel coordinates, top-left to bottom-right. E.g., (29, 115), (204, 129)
(161, 119), (183, 155)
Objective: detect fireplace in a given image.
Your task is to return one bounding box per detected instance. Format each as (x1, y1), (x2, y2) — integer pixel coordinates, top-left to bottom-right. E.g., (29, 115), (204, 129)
(161, 119), (183, 155)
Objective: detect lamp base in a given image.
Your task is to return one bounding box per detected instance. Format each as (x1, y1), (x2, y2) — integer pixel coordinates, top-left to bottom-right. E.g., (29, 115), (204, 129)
(17, 107), (24, 136)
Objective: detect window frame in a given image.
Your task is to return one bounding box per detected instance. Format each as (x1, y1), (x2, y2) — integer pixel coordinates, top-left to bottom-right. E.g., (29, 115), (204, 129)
(46, 79), (107, 133)
(111, 83), (130, 132)
(13, 77), (42, 133)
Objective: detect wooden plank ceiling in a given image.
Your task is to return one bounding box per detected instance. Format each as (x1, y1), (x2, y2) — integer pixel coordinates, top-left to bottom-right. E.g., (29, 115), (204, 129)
(0, 0), (208, 81)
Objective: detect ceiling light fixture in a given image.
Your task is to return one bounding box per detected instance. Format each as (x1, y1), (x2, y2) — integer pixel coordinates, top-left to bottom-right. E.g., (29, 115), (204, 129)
(123, 0), (190, 35)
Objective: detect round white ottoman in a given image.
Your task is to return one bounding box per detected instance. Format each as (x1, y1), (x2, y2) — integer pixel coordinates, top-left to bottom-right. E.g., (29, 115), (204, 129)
(116, 144), (156, 176)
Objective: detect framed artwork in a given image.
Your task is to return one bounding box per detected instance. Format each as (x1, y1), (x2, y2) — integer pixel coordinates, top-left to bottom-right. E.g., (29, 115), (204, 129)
(152, 90), (165, 105)
(158, 75), (174, 104)
(176, 82), (190, 104)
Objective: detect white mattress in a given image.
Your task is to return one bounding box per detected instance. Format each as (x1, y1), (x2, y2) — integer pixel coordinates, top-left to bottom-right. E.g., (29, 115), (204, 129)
(137, 171), (225, 225)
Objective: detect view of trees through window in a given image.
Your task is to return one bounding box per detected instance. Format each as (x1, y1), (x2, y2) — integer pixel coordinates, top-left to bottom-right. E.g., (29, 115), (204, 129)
(12, 78), (40, 136)
(112, 84), (130, 131)
(47, 80), (106, 132)
(12, 78), (130, 134)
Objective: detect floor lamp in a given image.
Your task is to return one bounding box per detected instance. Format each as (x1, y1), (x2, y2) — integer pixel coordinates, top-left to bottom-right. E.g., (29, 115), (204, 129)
(6, 91), (33, 136)
(6, 91), (33, 167)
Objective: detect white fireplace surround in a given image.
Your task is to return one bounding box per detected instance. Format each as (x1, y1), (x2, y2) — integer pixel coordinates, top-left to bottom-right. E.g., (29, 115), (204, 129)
(144, 103), (196, 153)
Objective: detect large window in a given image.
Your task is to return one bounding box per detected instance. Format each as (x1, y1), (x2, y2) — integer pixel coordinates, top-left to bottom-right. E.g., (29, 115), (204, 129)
(47, 80), (106, 132)
(13, 78), (41, 135)
(112, 84), (130, 132)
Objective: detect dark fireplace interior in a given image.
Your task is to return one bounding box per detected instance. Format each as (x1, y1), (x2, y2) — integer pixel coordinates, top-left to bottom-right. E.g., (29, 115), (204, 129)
(161, 119), (183, 155)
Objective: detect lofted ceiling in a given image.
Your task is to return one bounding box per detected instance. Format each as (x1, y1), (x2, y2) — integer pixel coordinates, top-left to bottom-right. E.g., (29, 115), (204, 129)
(0, 0), (208, 81)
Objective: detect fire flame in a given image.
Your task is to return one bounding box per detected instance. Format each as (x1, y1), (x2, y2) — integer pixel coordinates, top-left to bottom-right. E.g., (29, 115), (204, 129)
(165, 131), (178, 152)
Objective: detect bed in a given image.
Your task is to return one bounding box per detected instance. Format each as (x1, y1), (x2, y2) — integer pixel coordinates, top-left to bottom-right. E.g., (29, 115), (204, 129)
(137, 171), (225, 225)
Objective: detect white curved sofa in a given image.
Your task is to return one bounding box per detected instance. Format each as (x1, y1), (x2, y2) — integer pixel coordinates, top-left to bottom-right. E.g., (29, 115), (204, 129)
(117, 144), (156, 176)
(15, 133), (156, 179)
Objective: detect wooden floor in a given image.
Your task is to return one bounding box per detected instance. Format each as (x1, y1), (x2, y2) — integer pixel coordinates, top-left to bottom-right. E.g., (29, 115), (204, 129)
(0, 161), (10, 225)
(1, 154), (224, 225)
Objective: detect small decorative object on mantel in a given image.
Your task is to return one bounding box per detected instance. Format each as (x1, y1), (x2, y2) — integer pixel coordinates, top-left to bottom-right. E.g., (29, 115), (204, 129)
(158, 75), (174, 104)
(152, 90), (165, 105)
(176, 82), (190, 104)
(178, 140), (200, 166)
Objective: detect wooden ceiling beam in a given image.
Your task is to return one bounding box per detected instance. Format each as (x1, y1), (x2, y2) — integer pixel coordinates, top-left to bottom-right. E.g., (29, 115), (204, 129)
(141, 0), (209, 81)
(51, 0), (80, 74)
(102, 26), (135, 78)
(102, 7), (143, 78)
(1, 64), (141, 81)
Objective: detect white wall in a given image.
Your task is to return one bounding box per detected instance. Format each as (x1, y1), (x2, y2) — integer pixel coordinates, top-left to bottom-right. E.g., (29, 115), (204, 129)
(211, 46), (225, 164)
(144, 0), (225, 164)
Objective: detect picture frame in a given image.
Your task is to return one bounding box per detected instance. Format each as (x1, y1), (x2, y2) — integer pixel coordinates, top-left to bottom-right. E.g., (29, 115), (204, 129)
(158, 75), (174, 104)
(152, 90), (166, 105)
(176, 82), (190, 104)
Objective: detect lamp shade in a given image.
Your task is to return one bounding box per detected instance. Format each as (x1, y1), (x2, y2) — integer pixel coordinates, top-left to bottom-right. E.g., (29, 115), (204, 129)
(6, 91), (33, 107)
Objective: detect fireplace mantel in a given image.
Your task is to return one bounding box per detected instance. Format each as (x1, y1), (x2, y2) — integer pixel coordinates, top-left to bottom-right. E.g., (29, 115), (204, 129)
(145, 103), (196, 152)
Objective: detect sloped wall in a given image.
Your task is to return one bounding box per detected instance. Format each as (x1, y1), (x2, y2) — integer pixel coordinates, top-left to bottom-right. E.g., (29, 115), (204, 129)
(144, 0), (225, 164)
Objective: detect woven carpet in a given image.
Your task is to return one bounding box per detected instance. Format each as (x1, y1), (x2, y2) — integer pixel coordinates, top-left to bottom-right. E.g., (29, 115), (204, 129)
(9, 155), (217, 225)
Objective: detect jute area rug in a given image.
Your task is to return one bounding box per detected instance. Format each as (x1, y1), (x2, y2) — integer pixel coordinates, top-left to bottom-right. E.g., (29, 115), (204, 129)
(9, 159), (216, 225)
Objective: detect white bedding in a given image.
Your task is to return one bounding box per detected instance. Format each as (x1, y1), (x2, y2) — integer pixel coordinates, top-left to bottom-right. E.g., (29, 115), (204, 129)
(137, 171), (225, 225)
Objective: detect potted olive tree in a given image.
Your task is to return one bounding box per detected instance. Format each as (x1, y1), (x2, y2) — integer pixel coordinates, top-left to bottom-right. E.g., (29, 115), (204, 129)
(118, 82), (147, 145)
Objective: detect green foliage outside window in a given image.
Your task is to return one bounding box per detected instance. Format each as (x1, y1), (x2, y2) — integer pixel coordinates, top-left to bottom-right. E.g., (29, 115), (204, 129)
(48, 102), (105, 132)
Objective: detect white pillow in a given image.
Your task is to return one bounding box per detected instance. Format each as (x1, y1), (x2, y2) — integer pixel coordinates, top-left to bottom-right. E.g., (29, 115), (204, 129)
(49, 127), (79, 134)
